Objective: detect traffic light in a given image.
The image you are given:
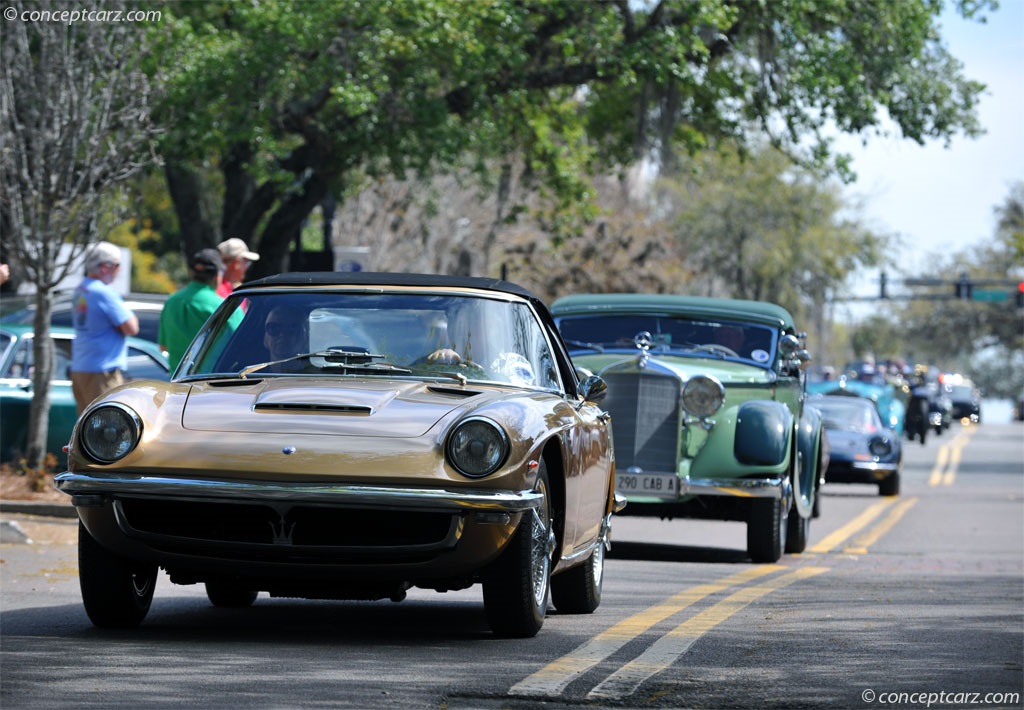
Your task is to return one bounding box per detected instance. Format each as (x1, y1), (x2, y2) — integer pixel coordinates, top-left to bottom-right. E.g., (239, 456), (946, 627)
(1017, 282), (1024, 308)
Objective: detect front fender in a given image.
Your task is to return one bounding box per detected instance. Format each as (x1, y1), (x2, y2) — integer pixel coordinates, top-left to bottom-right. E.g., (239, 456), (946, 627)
(794, 405), (825, 517)
(734, 401), (792, 467)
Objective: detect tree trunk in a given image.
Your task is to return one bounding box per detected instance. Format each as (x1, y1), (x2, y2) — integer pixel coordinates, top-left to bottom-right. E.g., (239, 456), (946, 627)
(250, 172), (329, 279)
(25, 291), (55, 472)
(164, 162), (218, 256)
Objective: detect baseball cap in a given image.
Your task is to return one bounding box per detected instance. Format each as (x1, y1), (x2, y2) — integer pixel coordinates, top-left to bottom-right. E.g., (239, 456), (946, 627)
(218, 238), (260, 261)
(85, 241), (123, 271)
(190, 248), (224, 274)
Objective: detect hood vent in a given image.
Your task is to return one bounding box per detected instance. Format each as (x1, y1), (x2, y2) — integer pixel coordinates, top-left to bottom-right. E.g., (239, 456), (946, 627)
(254, 402), (373, 415)
(426, 385), (482, 398)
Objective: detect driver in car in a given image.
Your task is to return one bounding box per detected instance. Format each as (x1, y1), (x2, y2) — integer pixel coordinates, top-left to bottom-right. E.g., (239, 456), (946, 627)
(263, 305), (309, 372)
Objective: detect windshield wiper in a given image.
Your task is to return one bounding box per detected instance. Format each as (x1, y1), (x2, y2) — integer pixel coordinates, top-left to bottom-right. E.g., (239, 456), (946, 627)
(238, 348), (409, 378)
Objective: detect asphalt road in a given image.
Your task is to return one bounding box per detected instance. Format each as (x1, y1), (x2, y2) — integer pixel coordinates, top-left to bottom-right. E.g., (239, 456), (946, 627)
(1, 420), (1021, 709)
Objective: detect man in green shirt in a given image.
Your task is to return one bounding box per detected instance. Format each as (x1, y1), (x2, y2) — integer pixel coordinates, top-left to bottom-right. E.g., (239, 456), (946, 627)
(159, 249), (229, 371)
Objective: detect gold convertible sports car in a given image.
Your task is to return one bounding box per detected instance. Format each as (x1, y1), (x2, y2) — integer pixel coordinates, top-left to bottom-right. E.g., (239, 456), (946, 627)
(56, 273), (620, 637)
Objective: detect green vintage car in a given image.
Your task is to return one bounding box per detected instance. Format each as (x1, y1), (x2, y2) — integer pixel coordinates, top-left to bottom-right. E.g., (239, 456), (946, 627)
(552, 294), (829, 563)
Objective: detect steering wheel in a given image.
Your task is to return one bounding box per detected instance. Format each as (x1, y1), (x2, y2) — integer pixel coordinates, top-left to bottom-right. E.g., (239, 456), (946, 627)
(692, 343), (738, 357)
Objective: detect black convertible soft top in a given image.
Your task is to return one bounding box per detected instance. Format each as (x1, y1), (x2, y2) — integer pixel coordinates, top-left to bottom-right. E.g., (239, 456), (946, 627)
(230, 271), (578, 388)
(243, 271), (537, 301)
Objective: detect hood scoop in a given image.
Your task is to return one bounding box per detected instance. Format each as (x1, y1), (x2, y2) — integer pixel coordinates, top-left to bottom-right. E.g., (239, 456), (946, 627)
(182, 380), (470, 437)
(254, 402), (373, 415)
(253, 387), (381, 415)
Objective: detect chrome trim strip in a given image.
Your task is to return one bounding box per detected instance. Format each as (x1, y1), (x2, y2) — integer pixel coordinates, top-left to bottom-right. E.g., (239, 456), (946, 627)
(683, 476), (787, 499)
(55, 472), (542, 512)
(848, 461), (900, 473)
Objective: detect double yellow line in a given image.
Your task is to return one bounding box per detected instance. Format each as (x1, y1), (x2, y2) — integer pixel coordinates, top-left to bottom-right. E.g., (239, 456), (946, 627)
(508, 565), (828, 701)
(807, 496), (918, 555)
(511, 451), (948, 702)
(928, 430), (973, 486)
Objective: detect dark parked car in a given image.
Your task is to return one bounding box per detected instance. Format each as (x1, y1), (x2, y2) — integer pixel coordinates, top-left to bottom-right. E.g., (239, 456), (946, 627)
(552, 293), (828, 563)
(946, 378), (981, 423)
(811, 394), (902, 496)
(55, 273), (620, 637)
(0, 324), (169, 465)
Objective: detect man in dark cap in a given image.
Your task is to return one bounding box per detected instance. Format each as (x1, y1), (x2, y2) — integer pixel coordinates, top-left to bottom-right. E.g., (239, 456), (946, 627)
(158, 249), (228, 370)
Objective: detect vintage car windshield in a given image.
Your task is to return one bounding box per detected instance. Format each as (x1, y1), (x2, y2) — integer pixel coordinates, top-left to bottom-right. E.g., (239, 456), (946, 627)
(556, 314), (776, 367)
(176, 291), (562, 390)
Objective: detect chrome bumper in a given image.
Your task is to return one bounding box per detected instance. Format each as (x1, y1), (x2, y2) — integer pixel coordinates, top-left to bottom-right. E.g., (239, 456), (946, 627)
(54, 472), (542, 513)
(847, 461), (900, 473)
(683, 476), (790, 500)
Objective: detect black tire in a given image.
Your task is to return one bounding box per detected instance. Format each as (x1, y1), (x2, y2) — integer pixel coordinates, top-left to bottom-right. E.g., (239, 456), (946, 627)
(747, 498), (787, 563)
(785, 507), (809, 553)
(551, 514), (607, 614)
(78, 522), (157, 629)
(879, 471), (901, 497)
(206, 582), (258, 608)
(483, 462), (553, 638)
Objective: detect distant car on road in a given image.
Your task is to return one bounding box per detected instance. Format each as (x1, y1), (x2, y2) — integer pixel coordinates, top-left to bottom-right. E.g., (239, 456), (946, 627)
(810, 394), (902, 496)
(946, 379), (981, 423)
(807, 376), (906, 435)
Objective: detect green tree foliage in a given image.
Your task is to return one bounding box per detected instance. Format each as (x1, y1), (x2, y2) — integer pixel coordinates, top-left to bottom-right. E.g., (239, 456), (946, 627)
(149, 0), (991, 278)
(658, 144), (883, 324)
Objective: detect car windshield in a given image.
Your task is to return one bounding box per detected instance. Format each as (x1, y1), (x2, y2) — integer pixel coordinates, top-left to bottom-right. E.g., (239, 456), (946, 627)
(813, 398), (881, 434)
(176, 291), (562, 390)
(555, 313), (776, 367)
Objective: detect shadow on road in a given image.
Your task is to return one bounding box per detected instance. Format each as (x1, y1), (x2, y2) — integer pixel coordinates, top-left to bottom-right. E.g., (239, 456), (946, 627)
(608, 540), (750, 564)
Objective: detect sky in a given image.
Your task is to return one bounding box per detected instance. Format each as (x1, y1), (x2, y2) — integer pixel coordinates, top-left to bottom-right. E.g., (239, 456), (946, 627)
(833, 0), (1024, 319)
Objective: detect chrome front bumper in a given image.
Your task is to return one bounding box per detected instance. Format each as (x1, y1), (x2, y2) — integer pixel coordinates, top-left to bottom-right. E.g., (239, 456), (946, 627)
(684, 476), (791, 500)
(55, 472), (543, 513)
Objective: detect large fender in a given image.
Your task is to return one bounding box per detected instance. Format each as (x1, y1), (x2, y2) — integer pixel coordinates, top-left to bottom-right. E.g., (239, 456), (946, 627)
(734, 401), (792, 467)
(794, 405), (825, 518)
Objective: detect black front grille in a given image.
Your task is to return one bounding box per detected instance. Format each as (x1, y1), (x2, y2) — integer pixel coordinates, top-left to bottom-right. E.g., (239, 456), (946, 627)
(115, 497), (458, 560)
(603, 371), (681, 474)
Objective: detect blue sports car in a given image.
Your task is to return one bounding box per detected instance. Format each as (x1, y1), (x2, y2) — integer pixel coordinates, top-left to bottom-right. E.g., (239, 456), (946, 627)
(810, 394), (902, 496)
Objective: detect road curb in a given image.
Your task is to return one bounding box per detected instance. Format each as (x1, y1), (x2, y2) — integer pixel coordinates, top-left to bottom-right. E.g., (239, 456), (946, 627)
(0, 500), (77, 518)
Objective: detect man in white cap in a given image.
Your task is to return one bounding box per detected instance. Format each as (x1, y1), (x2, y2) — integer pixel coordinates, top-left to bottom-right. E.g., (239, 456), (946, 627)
(216, 237), (259, 298)
(70, 241), (139, 412)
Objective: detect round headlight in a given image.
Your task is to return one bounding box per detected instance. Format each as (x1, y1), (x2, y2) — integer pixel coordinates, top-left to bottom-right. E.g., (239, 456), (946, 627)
(868, 436), (892, 457)
(681, 375), (725, 418)
(80, 404), (141, 463)
(446, 417), (509, 478)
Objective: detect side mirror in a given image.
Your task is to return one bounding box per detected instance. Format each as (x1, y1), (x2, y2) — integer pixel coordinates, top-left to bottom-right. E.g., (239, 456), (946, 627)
(578, 374), (607, 404)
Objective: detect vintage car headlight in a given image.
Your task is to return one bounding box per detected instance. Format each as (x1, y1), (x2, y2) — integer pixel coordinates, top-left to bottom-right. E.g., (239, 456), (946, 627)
(682, 375), (726, 418)
(868, 436), (893, 457)
(80, 404), (142, 463)
(446, 417), (509, 478)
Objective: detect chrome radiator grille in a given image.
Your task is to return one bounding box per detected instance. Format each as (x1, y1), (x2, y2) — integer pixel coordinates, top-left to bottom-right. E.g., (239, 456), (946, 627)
(602, 372), (681, 474)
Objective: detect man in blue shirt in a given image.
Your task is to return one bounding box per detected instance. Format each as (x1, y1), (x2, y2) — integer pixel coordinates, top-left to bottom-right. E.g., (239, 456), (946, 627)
(70, 241), (139, 412)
